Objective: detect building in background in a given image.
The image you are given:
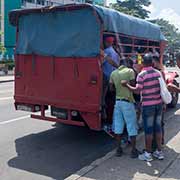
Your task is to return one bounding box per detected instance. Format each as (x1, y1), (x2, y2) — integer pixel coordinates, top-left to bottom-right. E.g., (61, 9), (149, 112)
(0, 0), (106, 60)
(94, 0), (106, 6)
(21, 0), (80, 8)
(22, 0), (106, 8)
(0, 0), (21, 60)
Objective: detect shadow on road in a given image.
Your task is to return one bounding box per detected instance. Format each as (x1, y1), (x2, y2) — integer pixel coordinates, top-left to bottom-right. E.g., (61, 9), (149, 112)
(8, 105), (180, 180)
(8, 125), (115, 180)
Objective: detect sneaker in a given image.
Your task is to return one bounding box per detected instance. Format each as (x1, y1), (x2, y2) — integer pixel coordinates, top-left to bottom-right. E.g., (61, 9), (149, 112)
(116, 147), (123, 157)
(153, 150), (164, 160)
(138, 151), (153, 162)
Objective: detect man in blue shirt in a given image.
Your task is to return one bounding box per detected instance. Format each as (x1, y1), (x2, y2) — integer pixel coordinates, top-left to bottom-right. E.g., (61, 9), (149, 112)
(103, 37), (120, 80)
(102, 36), (120, 119)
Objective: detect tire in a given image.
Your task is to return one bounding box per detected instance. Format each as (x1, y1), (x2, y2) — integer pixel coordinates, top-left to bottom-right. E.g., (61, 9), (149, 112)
(168, 80), (179, 108)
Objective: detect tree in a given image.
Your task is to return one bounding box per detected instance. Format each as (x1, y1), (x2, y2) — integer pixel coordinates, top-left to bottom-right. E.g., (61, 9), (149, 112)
(110, 0), (151, 19)
(150, 19), (180, 52)
(0, 33), (5, 53)
(0, 15), (5, 54)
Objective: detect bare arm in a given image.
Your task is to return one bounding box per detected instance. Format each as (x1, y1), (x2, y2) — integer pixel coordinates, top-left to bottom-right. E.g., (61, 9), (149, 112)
(121, 70), (141, 92)
(167, 84), (180, 93)
(121, 80), (141, 93)
(105, 56), (119, 68)
(100, 49), (119, 68)
(126, 83), (141, 93)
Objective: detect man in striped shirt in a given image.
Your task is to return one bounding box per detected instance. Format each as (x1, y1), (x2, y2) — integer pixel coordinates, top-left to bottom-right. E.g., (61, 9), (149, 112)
(122, 53), (164, 162)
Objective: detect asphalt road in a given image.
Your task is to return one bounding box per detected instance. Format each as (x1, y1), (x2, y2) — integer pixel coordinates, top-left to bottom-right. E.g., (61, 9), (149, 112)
(0, 67), (179, 180)
(0, 82), (116, 180)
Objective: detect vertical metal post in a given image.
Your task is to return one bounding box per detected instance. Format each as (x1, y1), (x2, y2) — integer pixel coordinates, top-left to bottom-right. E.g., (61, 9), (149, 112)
(104, 0), (107, 6)
(41, 105), (45, 117)
(34, 0), (37, 7)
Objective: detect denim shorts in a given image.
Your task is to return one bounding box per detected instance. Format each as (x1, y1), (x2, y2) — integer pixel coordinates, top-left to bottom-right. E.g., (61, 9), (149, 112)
(142, 104), (163, 135)
(112, 100), (138, 136)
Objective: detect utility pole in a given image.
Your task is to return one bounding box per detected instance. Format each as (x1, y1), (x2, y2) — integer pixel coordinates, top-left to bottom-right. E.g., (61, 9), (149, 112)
(34, 0), (37, 7)
(0, 0), (5, 46)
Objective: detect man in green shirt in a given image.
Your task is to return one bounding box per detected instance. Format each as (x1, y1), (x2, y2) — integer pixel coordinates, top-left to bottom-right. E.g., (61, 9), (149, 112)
(110, 58), (138, 158)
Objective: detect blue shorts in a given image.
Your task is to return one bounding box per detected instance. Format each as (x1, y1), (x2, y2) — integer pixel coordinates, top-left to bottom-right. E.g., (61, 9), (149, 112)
(142, 104), (163, 135)
(113, 100), (138, 136)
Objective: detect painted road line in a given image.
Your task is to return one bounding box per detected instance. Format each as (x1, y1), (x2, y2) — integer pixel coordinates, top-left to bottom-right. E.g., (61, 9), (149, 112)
(0, 90), (13, 94)
(0, 110), (50, 125)
(0, 115), (30, 125)
(0, 97), (13, 101)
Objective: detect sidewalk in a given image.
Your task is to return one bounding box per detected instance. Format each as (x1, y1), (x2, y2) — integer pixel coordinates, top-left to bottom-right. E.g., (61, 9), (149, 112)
(67, 108), (180, 180)
(0, 71), (14, 83)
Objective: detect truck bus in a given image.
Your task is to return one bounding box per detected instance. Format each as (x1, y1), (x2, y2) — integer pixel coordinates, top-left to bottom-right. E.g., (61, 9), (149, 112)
(9, 4), (179, 131)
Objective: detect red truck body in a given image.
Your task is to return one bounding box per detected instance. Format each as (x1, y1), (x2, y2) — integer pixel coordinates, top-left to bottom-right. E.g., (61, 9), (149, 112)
(15, 54), (102, 130)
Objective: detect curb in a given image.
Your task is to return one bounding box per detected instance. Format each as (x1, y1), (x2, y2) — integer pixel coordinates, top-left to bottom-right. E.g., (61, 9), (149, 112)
(65, 150), (116, 180)
(65, 108), (178, 180)
(65, 132), (144, 180)
(0, 80), (14, 83)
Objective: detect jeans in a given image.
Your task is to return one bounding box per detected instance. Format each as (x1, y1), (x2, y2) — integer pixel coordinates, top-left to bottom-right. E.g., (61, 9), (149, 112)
(142, 104), (163, 135)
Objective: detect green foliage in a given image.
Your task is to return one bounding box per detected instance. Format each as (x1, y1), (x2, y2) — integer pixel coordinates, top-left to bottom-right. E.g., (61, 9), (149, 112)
(150, 19), (180, 51)
(0, 60), (14, 64)
(96, 2), (104, 6)
(0, 40), (5, 54)
(0, 15), (6, 54)
(0, 60), (15, 70)
(0, 44), (6, 54)
(110, 0), (151, 19)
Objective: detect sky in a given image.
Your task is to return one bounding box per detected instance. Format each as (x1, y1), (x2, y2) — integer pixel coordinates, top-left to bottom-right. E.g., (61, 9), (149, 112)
(108, 0), (180, 31)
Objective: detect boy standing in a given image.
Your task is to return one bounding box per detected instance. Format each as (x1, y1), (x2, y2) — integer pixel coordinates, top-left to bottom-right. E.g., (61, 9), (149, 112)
(110, 58), (139, 158)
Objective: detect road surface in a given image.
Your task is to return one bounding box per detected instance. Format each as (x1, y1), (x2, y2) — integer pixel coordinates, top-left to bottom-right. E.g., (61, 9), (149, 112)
(0, 67), (179, 180)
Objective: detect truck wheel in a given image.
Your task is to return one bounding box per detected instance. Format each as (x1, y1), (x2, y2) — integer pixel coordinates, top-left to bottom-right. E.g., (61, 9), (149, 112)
(168, 80), (179, 108)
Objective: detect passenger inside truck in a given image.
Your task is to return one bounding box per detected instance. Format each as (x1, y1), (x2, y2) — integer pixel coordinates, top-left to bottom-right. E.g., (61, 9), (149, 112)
(101, 34), (120, 122)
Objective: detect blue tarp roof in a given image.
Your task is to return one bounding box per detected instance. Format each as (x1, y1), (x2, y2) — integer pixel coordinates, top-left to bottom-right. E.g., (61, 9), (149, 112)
(9, 4), (166, 57)
(14, 8), (101, 57)
(9, 4), (166, 42)
(94, 5), (166, 41)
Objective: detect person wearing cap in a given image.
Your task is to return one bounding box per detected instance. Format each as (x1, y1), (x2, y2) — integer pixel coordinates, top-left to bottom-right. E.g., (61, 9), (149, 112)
(122, 53), (164, 162)
(102, 36), (120, 79)
(101, 36), (120, 119)
(109, 58), (139, 158)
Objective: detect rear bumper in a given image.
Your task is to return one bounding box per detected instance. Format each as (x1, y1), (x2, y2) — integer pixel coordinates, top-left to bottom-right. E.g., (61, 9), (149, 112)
(14, 96), (102, 131)
(14, 95), (100, 113)
(31, 114), (85, 127)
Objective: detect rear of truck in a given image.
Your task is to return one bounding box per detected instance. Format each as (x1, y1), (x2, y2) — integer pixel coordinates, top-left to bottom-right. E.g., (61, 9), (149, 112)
(10, 6), (103, 130)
